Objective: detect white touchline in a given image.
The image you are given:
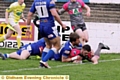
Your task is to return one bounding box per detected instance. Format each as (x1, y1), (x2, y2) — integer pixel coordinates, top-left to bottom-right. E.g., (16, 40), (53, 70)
(2, 58), (120, 73)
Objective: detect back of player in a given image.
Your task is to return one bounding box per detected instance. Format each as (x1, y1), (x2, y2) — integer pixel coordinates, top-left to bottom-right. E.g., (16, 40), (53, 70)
(30, 0), (57, 39)
(27, 0), (66, 68)
(31, 38), (46, 56)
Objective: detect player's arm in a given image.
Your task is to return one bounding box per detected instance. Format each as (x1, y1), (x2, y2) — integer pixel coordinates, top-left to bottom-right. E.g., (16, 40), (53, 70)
(61, 49), (79, 62)
(62, 56), (72, 62)
(5, 4), (14, 24)
(26, 2), (36, 29)
(49, 1), (66, 29)
(58, 3), (68, 15)
(57, 8), (66, 15)
(27, 12), (34, 29)
(62, 55), (80, 62)
(21, 13), (26, 22)
(50, 8), (66, 29)
(83, 4), (91, 17)
(5, 11), (9, 24)
(25, 11), (33, 37)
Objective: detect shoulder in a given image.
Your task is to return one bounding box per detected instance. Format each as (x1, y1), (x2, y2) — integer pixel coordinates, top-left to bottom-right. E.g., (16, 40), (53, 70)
(62, 1), (70, 10)
(63, 2), (69, 7)
(22, 3), (26, 7)
(9, 2), (17, 7)
(64, 43), (72, 51)
(77, 0), (84, 2)
(77, 0), (85, 4)
(50, 0), (55, 4)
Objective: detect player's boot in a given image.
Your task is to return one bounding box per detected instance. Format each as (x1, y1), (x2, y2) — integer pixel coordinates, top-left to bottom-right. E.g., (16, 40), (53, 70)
(39, 61), (44, 68)
(99, 43), (110, 50)
(39, 60), (51, 68)
(0, 53), (6, 60)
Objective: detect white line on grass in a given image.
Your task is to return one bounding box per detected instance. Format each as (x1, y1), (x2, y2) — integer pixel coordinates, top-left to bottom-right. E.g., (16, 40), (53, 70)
(2, 58), (120, 73)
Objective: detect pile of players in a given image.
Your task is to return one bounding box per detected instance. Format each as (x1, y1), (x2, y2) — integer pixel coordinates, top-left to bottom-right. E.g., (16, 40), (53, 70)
(0, 0), (110, 68)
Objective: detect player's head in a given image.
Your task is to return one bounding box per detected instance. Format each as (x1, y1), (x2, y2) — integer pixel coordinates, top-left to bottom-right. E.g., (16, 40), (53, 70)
(81, 44), (91, 56)
(69, 32), (80, 46)
(18, 0), (24, 5)
(70, 0), (77, 3)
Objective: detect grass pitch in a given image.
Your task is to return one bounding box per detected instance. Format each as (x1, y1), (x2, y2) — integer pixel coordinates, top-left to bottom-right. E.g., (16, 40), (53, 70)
(0, 48), (120, 80)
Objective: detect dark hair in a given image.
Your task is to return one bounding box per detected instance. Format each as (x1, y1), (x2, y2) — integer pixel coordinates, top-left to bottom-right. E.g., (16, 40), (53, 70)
(69, 32), (80, 42)
(82, 44), (91, 52)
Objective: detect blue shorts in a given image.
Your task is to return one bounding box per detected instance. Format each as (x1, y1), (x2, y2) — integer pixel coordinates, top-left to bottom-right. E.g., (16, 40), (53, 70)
(16, 44), (32, 55)
(40, 24), (60, 40)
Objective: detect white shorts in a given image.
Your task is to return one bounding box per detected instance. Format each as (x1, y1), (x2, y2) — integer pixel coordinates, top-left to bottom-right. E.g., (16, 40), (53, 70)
(8, 18), (18, 27)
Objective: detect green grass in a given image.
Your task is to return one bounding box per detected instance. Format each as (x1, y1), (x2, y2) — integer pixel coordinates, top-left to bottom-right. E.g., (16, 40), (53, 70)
(0, 48), (120, 80)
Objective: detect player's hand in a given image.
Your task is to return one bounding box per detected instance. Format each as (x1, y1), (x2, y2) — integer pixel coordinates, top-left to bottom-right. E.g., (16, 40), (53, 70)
(26, 28), (31, 39)
(61, 24), (67, 30)
(86, 11), (90, 17)
(23, 18), (26, 23)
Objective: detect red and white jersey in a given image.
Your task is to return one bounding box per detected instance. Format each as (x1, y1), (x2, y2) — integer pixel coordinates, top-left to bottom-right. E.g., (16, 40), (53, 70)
(63, 0), (85, 25)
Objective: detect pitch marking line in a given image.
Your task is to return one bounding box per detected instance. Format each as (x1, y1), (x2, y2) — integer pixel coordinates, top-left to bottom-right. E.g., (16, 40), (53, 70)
(1, 58), (120, 73)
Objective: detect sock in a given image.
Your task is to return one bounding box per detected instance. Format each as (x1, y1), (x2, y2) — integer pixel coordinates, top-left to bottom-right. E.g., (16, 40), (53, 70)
(94, 44), (102, 56)
(4, 54), (9, 58)
(0, 36), (5, 42)
(7, 24), (16, 32)
(41, 47), (50, 60)
(17, 36), (21, 49)
(42, 48), (57, 62)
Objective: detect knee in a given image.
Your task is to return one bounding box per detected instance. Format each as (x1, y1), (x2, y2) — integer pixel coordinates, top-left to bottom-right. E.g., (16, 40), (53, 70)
(85, 39), (88, 42)
(5, 35), (11, 39)
(83, 37), (89, 42)
(17, 31), (22, 35)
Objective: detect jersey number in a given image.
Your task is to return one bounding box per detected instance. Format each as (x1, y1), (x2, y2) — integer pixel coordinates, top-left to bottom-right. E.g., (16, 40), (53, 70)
(36, 5), (48, 18)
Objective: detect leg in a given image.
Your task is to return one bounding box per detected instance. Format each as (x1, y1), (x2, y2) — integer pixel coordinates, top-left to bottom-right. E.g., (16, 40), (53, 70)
(41, 37), (51, 60)
(75, 29), (85, 45)
(91, 43), (110, 64)
(8, 52), (23, 60)
(83, 30), (89, 43)
(39, 25), (60, 68)
(0, 52), (22, 60)
(0, 28), (14, 42)
(40, 37), (52, 68)
(40, 37), (60, 68)
(18, 50), (30, 60)
(14, 24), (22, 49)
(0, 52), (6, 60)
(0, 50), (30, 60)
